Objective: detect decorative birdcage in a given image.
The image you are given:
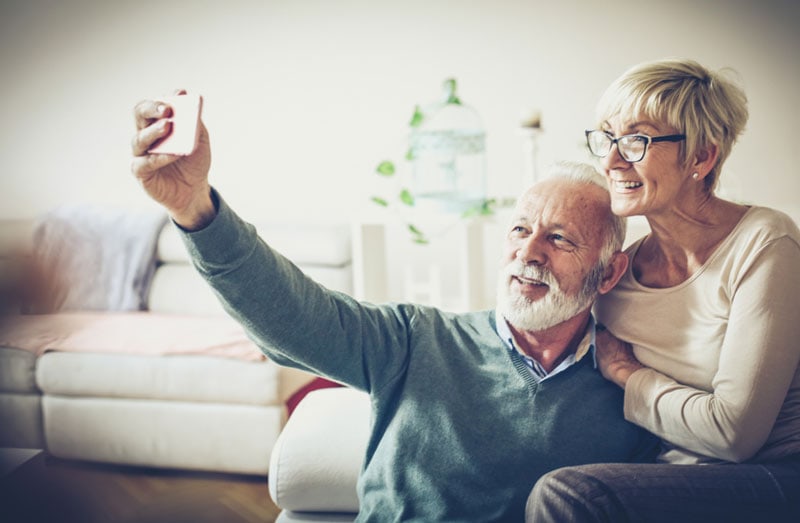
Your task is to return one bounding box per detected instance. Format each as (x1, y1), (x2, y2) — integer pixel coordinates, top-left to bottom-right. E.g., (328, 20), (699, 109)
(408, 79), (487, 213)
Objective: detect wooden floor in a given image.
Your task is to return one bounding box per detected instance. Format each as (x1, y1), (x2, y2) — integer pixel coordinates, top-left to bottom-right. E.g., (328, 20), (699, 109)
(0, 452), (281, 523)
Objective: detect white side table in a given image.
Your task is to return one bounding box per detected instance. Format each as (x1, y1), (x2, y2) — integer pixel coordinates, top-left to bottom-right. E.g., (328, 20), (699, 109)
(351, 217), (488, 312)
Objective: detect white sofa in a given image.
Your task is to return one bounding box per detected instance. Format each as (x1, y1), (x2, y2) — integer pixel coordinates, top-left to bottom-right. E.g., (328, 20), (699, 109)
(0, 212), (352, 476)
(269, 387), (367, 522)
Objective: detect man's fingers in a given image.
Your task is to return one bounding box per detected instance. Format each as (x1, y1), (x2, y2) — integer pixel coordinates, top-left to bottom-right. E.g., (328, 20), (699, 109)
(131, 119), (172, 157)
(130, 152), (178, 179)
(133, 99), (172, 130)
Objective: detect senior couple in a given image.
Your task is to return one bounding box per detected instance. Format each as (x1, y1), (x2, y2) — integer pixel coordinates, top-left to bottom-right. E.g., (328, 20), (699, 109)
(131, 58), (800, 521)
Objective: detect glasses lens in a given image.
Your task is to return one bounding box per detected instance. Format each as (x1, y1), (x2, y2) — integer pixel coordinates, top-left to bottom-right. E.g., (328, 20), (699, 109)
(618, 135), (647, 162)
(587, 131), (611, 157)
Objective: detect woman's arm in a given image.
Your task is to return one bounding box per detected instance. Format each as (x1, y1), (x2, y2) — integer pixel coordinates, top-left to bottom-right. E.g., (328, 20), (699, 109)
(622, 237), (800, 462)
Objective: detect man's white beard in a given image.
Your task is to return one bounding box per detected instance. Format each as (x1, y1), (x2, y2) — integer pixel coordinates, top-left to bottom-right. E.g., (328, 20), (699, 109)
(496, 260), (602, 332)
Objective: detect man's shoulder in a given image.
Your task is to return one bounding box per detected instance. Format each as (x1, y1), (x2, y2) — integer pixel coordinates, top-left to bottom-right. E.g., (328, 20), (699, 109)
(400, 307), (500, 351)
(403, 306), (495, 326)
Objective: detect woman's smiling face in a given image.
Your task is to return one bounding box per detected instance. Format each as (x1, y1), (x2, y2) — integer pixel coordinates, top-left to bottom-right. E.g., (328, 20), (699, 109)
(598, 114), (690, 218)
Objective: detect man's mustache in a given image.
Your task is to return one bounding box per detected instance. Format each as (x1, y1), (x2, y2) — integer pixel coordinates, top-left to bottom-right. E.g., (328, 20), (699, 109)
(503, 260), (558, 288)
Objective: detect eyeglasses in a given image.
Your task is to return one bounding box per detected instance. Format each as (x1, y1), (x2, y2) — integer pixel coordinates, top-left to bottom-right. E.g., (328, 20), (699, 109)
(585, 130), (686, 163)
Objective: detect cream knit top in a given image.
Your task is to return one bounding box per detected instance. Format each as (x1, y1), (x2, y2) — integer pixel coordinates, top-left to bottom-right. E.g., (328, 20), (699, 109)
(597, 206), (800, 464)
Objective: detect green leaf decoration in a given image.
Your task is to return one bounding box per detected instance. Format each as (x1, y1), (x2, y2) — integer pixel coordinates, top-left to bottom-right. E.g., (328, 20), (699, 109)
(480, 198), (497, 215)
(376, 161), (395, 176)
(409, 105), (424, 127)
(443, 78), (462, 105)
(366, 78), (484, 246)
(399, 189), (415, 206)
(461, 198), (496, 218)
(408, 224), (429, 244)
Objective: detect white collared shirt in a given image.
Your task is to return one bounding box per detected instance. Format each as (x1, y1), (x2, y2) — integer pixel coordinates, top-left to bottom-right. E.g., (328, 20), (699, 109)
(495, 310), (598, 382)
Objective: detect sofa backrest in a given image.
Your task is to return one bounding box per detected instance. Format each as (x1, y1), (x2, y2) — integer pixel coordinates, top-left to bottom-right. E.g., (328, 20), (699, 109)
(0, 220), (35, 314)
(149, 222), (353, 316)
(0, 218), (353, 317)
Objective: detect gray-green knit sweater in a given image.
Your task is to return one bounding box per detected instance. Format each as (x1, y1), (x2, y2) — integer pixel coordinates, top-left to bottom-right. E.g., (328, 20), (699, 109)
(181, 193), (657, 522)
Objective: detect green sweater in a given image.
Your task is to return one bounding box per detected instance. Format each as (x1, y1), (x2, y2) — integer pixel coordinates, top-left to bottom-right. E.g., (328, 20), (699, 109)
(182, 193), (657, 522)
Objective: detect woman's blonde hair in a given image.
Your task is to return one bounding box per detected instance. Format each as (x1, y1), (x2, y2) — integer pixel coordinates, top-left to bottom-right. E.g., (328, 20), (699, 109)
(595, 58), (748, 192)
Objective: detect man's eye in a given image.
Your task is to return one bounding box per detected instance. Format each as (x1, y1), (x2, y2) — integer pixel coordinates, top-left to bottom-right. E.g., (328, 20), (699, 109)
(551, 234), (576, 248)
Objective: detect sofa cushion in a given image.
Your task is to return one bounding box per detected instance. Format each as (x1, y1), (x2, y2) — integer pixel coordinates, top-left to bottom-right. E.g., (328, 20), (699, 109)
(0, 347), (44, 448)
(0, 393), (43, 448)
(148, 264), (228, 315)
(269, 388), (369, 513)
(37, 352), (279, 405)
(0, 349), (43, 448)
(0, 347), (38, 393)
(43, 395), (279, 475)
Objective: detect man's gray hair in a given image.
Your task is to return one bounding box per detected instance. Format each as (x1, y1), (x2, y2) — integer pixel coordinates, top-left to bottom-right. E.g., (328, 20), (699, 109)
(543, 161), (626, 265)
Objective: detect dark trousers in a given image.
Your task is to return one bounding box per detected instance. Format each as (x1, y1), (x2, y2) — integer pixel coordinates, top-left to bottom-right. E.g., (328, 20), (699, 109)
(526, 460), (800, 522)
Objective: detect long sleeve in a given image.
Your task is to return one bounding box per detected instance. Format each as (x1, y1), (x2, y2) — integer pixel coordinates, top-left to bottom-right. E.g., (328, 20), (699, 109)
(178, 190), (411, 393)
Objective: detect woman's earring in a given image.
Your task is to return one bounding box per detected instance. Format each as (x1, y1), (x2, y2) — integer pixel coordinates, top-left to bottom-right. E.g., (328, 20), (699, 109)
(692, 172), (699, 180)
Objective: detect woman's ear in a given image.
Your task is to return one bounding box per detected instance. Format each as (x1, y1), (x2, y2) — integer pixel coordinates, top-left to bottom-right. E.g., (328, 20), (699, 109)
(598, 251), (628, 295)
(691, 143), (719, 181)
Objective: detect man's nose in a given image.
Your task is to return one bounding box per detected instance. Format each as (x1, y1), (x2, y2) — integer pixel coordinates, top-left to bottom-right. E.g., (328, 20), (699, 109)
(517, 234), (547, 266)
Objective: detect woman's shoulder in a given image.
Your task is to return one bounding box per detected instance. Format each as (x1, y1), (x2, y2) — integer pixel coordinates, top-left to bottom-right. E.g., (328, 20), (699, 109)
(738, 206), (800, 242)
(716, 206), (800, 275)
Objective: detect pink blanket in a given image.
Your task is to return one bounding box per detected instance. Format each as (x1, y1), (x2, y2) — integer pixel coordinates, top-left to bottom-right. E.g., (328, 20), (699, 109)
(0, 312), (265, 361)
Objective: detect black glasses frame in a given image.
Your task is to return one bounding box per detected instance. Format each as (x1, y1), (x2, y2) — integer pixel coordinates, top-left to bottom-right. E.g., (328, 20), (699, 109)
(585, 130), (686, 163)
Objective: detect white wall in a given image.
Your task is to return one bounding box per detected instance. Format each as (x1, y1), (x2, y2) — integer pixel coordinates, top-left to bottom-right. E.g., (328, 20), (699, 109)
(1, 0), (797, 305)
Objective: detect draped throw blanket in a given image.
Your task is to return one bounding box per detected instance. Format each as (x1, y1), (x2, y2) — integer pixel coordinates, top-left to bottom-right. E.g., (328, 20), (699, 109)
(0, 311), (265, 361)
(30, 205), (167, 312)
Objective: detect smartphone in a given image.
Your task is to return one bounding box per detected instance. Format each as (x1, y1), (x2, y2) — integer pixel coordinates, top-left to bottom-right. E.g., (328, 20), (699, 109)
(148, 93), (203, 156)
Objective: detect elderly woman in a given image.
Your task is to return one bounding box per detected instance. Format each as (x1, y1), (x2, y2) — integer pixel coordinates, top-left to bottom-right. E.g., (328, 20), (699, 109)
(527, 58), (800, 521)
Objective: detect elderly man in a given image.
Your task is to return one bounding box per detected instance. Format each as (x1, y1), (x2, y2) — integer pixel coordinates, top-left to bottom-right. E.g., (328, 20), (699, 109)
(131, 96), (656, 521)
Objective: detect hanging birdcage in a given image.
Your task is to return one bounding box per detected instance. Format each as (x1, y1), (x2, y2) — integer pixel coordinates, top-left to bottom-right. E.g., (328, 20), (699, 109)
(408, 79), (487, 214)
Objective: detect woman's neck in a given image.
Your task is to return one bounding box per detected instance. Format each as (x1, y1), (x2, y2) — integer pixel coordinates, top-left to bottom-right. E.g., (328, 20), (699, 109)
(633, 196), (748, 287)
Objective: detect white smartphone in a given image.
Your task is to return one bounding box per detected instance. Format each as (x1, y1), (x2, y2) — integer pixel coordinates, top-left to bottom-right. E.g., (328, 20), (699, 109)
(148, 93), (203, 156)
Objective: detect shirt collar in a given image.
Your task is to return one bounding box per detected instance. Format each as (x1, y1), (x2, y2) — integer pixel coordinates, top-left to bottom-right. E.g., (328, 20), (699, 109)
(495, 309), (598, 369)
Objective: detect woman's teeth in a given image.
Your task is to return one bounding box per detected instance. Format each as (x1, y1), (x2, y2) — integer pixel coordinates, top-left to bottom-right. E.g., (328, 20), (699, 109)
(616, 180), (643, 189)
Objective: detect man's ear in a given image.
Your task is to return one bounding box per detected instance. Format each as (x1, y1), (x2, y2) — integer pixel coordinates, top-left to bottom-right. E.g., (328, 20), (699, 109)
(598, 251), (628, 295)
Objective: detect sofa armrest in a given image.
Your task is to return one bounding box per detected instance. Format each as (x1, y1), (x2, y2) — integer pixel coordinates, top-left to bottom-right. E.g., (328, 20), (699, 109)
(269, 387), (370, 513)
